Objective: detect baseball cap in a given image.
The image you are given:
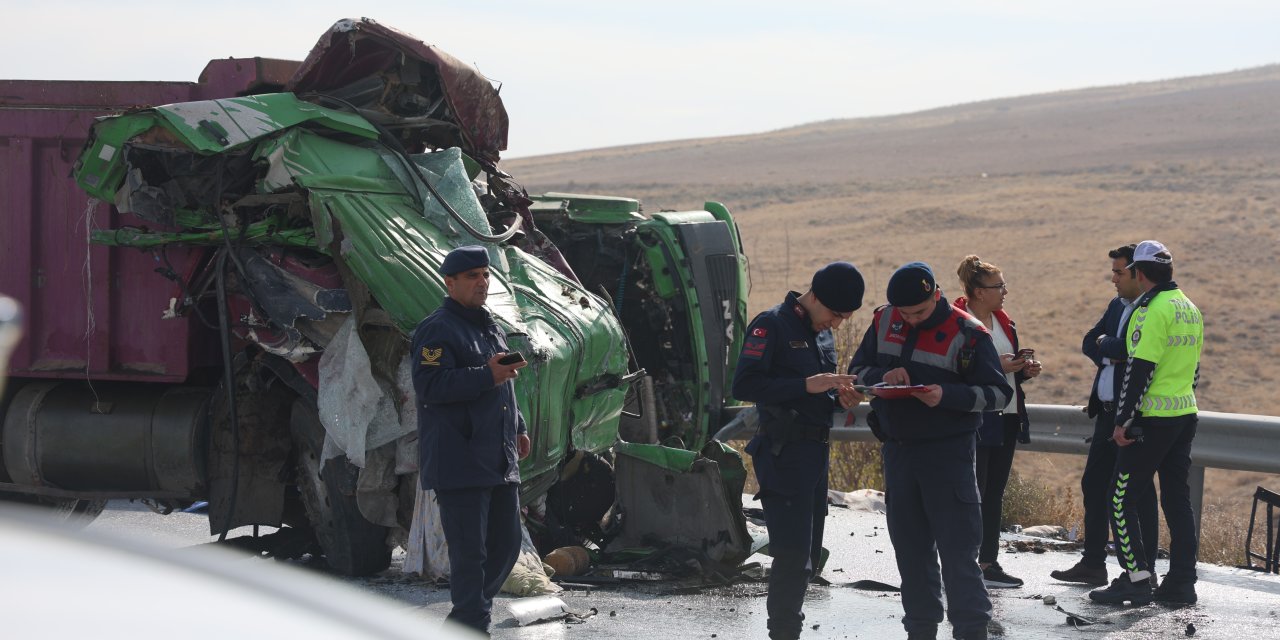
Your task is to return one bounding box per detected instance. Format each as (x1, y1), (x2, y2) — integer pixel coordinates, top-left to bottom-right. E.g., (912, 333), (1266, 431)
(1127, 240), (1172, 268)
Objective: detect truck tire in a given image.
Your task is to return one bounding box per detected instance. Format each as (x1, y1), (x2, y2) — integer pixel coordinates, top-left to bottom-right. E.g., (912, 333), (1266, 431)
(290, 399), (391, 576)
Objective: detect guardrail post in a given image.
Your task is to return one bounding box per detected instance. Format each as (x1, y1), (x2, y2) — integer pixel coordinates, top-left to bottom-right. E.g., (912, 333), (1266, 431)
(1189, 464), (1205, 540)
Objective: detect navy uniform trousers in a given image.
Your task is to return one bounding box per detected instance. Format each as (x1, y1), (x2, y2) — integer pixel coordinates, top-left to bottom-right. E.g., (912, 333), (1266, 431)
(748, 437), (829, 640)
(883, 433), (991, 640)
(438, 482), (522, 635)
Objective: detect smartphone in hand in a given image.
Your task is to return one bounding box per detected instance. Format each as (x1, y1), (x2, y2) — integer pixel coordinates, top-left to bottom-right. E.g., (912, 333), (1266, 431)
(497, 352), (526, 365)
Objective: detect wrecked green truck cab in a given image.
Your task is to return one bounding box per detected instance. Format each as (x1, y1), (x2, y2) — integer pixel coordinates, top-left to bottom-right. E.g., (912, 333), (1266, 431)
(58, 18), (748, 576)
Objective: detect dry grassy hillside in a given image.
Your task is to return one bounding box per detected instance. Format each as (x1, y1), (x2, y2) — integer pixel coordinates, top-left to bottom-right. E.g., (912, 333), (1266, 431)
(506, 65), (1280, 534)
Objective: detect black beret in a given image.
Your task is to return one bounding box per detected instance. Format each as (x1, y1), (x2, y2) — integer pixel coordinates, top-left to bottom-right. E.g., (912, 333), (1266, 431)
(887, 261), (936, 307)
(440, 245), (490, 276)
(811, 262), (865, 313)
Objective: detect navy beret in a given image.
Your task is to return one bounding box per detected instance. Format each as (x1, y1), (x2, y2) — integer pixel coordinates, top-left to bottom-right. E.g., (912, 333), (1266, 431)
(440, 245), (490, 276)
(811, 262), (865, 313)
(887, 261), (936, 307)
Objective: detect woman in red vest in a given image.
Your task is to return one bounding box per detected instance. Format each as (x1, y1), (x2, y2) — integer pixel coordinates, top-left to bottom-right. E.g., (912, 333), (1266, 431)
(954, 255), (1043, 589)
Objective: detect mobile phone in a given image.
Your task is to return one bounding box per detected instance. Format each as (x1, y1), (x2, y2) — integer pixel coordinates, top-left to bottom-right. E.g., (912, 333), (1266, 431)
(1016, 348), (1035, 360)
(497, 352), (525, 365)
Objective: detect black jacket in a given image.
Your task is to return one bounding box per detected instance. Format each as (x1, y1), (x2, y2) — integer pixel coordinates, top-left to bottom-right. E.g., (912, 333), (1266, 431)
(1082, 296), (1131, 418)
(412, 297), (526, 491)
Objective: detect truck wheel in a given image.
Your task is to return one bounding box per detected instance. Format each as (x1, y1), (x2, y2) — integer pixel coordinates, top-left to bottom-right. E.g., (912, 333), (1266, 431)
(290, 399), (391, 576)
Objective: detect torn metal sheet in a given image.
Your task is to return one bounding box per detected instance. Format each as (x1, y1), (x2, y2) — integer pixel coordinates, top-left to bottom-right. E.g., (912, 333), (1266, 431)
(607, 441), (753, 568)
(287, 18), (508, 164)
(74, 93), (377, 202)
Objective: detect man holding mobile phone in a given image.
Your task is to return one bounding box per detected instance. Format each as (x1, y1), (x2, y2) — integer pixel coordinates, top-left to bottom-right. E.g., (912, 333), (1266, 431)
(412, 245), (531, 636)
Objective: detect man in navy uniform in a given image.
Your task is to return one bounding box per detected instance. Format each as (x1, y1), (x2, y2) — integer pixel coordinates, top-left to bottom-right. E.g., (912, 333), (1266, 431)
(412, 245), (531, 637)
(848, 262), (1012, 640)
(733, 261), (867, 640)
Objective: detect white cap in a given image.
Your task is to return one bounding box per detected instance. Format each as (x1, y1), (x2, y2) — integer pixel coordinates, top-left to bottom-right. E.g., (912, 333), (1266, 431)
(1127, 240), (1172, 267)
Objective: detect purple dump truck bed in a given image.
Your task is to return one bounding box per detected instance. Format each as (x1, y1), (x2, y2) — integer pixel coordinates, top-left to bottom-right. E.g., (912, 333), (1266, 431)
(0, 59), (299, 382)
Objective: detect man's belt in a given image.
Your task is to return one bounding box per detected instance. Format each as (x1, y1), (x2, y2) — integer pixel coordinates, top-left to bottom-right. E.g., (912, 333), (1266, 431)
(1101, 401), (1116, 414)
(757, 405), (830, 454)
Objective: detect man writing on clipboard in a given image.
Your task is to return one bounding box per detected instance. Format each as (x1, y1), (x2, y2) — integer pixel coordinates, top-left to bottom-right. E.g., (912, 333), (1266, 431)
(848, 262), (1012, 640)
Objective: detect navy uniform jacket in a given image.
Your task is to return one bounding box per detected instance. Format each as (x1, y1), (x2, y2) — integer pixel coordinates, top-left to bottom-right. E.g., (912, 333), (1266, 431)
(412, 297), (526, 491)
(732, 291), (836, 495)
(848, 297), (1012, 442)
(1082, 296), (1130, 418)
(732, 291), (838, 427)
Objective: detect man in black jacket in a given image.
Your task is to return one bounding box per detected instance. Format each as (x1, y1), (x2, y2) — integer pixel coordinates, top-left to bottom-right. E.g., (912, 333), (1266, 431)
(733, 261), (866, 640)
(412, 245), (531, 636)
(1050, 244), (1158, 586)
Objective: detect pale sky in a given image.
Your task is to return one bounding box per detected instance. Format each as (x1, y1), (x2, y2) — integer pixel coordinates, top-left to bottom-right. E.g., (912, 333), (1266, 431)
(5, 1), (1279, 158)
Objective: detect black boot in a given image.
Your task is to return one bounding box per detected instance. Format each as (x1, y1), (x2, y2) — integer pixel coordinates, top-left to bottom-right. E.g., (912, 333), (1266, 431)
(1050, 560), (1108, 585)
(1089, 574), (1153, 605)
(1153, 578), (1198, 604)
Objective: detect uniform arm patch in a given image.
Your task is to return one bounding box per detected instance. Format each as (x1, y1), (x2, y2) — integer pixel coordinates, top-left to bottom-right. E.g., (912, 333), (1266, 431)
(420, 346), (444, 366)
(741, 339), (768, 359)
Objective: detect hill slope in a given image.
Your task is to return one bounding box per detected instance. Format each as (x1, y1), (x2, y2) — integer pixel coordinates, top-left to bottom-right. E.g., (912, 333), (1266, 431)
(508, 64), (1280, 189)
(508, 64), (1280, 421)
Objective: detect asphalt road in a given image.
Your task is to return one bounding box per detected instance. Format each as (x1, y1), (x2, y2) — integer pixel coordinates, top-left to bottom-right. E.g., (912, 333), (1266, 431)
(86, 500), (1280, 639)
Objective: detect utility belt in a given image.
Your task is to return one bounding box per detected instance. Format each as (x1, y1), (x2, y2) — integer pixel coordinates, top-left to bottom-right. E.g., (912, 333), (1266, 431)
(757, 405), (830, 455)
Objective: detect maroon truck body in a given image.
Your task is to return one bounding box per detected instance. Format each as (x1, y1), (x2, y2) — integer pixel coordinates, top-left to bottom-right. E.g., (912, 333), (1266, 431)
(0, 58), (298, 383)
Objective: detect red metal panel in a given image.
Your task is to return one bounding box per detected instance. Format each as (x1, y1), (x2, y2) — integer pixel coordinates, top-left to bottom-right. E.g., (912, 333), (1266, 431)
(0, 135), (36, 371)
(1, 58), (300, 383)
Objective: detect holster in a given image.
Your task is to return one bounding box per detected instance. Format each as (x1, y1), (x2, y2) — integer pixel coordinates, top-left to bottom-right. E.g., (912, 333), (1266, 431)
(757, 405), (829, 455)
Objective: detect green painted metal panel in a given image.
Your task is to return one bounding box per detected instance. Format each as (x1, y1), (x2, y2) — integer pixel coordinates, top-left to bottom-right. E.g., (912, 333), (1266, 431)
(531, 192), (645, 224)
(72, 104), (631, 494)
(74, 93), (377, 200)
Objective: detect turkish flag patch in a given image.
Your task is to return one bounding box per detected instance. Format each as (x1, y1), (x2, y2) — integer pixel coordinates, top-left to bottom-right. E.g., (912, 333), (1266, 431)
(752, 327), (769, 338)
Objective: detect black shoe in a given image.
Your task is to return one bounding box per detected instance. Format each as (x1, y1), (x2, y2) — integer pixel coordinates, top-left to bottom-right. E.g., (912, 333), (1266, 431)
(1089, 575), (1153, 605)
(1050, 561), (1108, 585)
(1153, 579), (1198, 604)
(982, 563), (1024, 589)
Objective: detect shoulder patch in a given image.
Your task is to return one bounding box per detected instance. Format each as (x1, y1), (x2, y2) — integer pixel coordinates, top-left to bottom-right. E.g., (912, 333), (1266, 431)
(752, 327), (769, 338)
(741, 338), (768, 358)
(420, 346), (443, 366)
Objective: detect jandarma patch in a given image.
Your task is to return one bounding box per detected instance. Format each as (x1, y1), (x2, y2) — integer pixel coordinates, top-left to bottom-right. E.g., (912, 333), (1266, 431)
(420, 346), (443, 365)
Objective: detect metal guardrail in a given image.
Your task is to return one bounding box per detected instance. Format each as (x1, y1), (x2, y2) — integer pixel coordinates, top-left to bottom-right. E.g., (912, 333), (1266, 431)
(716, 403), (1280, 534)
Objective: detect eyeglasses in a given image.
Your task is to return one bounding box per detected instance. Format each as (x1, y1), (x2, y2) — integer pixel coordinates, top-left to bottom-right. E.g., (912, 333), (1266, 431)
(977, 282), (1008, 291)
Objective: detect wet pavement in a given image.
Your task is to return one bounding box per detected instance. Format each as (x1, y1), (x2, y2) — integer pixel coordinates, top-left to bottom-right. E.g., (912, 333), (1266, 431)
(88, 500), (1280, 639)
